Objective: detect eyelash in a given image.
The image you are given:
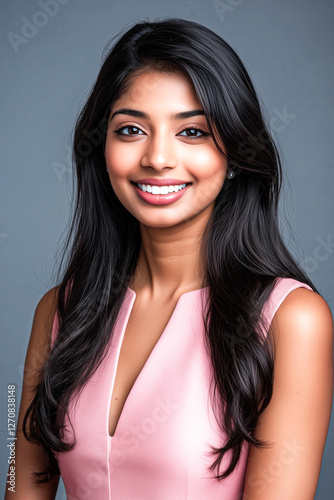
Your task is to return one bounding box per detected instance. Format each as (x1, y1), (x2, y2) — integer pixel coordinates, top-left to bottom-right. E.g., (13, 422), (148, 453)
(113, 125), (210, 140)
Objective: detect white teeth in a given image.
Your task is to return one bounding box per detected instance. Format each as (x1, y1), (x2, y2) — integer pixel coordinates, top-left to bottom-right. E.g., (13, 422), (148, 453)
(136, 183), (187, 195)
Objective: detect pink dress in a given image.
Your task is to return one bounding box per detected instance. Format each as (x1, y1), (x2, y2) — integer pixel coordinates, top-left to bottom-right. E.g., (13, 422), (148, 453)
(51, 278), (312, 499)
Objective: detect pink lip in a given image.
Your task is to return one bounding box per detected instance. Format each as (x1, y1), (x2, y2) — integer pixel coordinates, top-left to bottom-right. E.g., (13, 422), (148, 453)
(132, 183), (191, 206)
(132, 178), (191, 187)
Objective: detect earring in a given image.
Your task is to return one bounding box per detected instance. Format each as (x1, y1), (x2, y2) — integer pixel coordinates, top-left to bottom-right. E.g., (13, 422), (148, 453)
(227, 170), (235, 179)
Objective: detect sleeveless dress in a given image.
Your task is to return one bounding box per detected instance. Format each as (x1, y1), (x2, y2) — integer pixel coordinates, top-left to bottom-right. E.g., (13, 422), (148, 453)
(51, 278), (312, 500)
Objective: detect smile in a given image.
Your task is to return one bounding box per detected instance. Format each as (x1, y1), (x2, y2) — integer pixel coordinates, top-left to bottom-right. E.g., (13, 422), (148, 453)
(135, 183), (188, 195)
(131, 180), (192, 206)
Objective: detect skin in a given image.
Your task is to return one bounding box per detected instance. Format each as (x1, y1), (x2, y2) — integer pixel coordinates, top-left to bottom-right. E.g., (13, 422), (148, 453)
(7, 70), (333, 499)
(243, 289), (333, 499)
(105, 69), (228, 231)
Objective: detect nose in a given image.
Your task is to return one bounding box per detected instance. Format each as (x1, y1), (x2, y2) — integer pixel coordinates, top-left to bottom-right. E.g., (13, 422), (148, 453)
(140, 130), (177, 171)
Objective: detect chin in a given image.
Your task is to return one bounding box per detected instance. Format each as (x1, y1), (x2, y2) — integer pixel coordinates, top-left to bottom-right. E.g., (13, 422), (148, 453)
(132, 210), (192, 229)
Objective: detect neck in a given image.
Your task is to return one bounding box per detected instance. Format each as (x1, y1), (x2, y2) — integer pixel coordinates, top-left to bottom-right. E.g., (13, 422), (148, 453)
(131, 207), (212, 299)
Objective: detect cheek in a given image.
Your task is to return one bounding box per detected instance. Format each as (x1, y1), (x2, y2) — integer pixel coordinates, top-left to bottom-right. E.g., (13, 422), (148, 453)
(105, 142), (139, 178)
(105, 144), (132, 206)
(190, 149), (227, 193)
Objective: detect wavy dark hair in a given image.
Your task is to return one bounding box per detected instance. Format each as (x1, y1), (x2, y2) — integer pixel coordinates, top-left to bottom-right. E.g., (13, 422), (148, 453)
(24, 18), (314, 481)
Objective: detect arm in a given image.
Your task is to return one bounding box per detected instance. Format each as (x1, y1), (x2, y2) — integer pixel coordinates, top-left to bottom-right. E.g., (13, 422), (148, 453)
(5, 288), (60, 500)
(243, 288), (333, 500)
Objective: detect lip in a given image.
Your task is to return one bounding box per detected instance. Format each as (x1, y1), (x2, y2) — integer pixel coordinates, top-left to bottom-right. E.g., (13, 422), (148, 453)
(132, 182), (191, 206)
(131, 178), (191, 187)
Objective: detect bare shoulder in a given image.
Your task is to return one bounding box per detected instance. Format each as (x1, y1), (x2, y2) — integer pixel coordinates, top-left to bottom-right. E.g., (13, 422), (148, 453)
(271, 287), (333, 348)
(26, 286), (60, 379)
(20, 285), (60, 426)
(244, 287), (333, 499)
(34, 286), (59, 324)
(34, 286), (59, 335)
(270, 287), (333, 399)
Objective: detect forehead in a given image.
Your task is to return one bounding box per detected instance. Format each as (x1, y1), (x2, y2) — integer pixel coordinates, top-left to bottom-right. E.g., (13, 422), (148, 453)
(114, 69), (203, 109)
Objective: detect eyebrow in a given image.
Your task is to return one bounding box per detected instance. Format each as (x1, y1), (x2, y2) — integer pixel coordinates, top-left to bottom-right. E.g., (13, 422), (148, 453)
(109, 107), (206, 121)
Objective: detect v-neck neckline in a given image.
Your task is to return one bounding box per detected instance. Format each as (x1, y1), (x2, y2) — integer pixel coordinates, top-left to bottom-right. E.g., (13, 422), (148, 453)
(107, 286), (208, 439)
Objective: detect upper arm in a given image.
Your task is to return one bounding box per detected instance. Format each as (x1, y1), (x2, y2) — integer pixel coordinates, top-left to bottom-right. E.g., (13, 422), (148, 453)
(5, 287), (60, 500)
(244, 288), (333, 500)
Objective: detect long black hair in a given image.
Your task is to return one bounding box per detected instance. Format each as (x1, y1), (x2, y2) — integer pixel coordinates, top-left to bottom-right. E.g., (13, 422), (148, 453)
(24, 18), (314, 481)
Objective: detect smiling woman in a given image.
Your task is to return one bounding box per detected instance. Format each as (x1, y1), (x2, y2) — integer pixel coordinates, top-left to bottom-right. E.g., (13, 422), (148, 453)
(105, 70), (227, 223)
(7, 18), (333, 500)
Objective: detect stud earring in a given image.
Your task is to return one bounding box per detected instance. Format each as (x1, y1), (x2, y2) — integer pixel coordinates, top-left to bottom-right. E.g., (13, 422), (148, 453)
(227, 169), (235, 179)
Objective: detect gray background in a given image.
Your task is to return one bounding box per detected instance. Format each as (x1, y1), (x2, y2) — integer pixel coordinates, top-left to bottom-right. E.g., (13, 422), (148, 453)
(1, 0), (333, 498)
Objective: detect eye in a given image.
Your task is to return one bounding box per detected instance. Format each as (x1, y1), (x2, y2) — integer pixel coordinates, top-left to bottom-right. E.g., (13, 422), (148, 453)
(114, 125), (145, 136)
(178, 127), (210, 139)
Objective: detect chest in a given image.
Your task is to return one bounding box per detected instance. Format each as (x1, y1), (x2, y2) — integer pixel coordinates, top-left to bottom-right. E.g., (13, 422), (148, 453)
(56, 288), (250, 499)
(108, 295), (181, 437)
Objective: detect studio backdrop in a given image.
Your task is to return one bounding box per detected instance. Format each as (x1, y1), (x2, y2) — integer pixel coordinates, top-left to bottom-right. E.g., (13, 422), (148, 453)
(1, 1), (333, 499)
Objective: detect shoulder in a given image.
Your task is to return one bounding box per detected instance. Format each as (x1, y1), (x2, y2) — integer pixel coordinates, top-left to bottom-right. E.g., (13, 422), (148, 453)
(36, 286), (59, 313)
(33, 286), (60, 334)
(244, 286), (333, 498)
(27, 286), (60, 372)
(35, 285), (59, 315)
(269, 285), (333, 426)
(272, 286), (333, 348)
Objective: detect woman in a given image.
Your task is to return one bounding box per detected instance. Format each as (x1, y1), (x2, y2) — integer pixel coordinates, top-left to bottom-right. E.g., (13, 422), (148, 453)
(9, 18), (332, 500)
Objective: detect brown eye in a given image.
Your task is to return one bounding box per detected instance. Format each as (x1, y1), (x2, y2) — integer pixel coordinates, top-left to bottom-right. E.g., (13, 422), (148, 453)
(127, 126), (140, 135)
(178, 127), (209, 138)
(114, 125), (145, 136)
